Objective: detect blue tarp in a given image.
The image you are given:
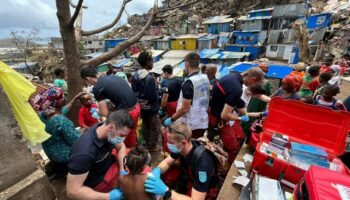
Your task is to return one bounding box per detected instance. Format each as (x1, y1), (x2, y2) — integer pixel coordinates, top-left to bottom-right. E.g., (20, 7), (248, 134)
(218, 64), (229, 78)
(199, 48), (221, 59)
(112, 58), (132, 68)
(307, 13), (332, 30)
(266, 65), (293, 79)
(177, 61), (185, 69)
(229, 62), (293, 79)
(234, 31), (260, 45)
(230, 63), (258, 73)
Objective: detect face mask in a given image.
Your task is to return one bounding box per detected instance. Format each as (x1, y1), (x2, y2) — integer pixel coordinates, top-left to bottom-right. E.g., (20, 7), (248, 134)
(167, 143), (181, 153)
(108, 134), (125, 145)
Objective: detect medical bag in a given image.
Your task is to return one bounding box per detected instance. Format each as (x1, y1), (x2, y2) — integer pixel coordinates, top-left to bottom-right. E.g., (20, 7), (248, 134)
(294, 166), (350, 200)
(251, 97), (350, 186)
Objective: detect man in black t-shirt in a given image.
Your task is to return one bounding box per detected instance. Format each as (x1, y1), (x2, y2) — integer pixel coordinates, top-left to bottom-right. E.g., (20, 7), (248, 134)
(66, 111), (135, 200)
(160, 65), (184, 117)
(209, 68), (263, 163)
(144, 121), (219, 200)
(80, 65), (140, 148)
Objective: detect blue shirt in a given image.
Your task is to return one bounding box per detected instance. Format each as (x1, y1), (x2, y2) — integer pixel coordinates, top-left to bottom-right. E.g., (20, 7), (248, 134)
(40, 113), (80, 163)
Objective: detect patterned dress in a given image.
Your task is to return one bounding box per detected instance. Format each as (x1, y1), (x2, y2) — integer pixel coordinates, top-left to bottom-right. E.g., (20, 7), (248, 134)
(40, 113), (79, 163)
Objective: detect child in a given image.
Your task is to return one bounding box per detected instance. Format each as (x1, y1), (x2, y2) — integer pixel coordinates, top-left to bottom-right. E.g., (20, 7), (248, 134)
(291, 62), (306, 78)
(118, 146), (155, 200)
(78, 93), (99, 132)
(314, 84), (347, 111)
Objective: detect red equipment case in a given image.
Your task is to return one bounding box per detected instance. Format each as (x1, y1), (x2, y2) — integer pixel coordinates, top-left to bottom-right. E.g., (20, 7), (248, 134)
(294, 166), (350, 200)
(251, 97), (350, 186)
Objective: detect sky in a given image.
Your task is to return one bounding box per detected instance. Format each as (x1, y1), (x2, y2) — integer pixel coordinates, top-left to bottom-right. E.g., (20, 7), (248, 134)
(0, 0), (155, 39)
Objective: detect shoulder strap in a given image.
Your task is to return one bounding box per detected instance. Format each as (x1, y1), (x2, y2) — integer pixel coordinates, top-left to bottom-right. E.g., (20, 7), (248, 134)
(191, 141), (219, 176)
(216, 82), (226, 95)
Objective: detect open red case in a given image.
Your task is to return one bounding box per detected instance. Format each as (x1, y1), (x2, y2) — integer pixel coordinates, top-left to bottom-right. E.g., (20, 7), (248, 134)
(251, 97), (350, 186)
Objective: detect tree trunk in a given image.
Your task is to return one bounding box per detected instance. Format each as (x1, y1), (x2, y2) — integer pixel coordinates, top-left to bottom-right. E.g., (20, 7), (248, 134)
(56, 0), (82, 125)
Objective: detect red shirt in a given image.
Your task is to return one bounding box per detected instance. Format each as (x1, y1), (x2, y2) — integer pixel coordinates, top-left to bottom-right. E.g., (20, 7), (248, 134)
(79, 104), (98, 128)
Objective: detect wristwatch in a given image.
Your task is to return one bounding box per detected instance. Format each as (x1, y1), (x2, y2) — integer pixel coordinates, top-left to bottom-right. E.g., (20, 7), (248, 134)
(163, 188), (172, 200)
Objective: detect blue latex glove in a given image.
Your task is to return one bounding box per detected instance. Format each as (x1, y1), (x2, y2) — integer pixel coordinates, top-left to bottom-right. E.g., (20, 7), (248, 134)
(90, 108), (97, 113)
(119, 170), (128, 176)
(151, 167), (161, 178)
(261, 111), (268, 117)
(239, 115), (249, 122)
(109, 188), (124, 200)
(159, 109), (164, 116)
(164, 117), (173, 127)
(144, 174), (168, 196)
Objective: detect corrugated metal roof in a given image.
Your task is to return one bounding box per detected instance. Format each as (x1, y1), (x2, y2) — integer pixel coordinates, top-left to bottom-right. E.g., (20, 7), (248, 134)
(176, 33), (207, 39)
(162, 50), (194, 59)
(140, 35), (163, 41)
(84, 52), (104, 59)
(203, 15), (234, 24)
(242, 16), (272, 21)
(209, 52), (250, 59)
(10, 62), (38, 69)
(197, 35), (219, 40)
(131, 50), (166, 58)
(151, 58), (183, 74)
(112, 58), (133, 68)
(248, 7), (274, 13)
(199, 48), (221, 59)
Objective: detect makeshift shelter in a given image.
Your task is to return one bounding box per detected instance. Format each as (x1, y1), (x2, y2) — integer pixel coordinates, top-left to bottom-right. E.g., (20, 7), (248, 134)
(203, 15), (234, 34)
(197, 35), (218, 50)
(171, 34), (206, 50)
(209, 51), (250, 65)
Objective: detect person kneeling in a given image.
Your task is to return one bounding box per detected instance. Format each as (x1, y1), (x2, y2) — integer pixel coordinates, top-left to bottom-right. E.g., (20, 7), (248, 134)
(66, 111), (135, 200)
(144, 121), (219, 200)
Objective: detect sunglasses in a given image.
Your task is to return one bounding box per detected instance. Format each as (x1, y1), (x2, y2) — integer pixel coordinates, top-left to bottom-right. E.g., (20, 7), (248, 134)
(167, 127), (186, 138)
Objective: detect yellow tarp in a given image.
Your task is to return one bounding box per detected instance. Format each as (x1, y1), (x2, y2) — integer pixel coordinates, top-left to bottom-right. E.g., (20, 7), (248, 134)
(0, 61), (50, 145)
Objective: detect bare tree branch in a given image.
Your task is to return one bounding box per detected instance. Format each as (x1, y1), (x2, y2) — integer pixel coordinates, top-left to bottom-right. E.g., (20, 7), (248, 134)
(69, 0), (87, 8)
(82, 3), (157, 67)
(81, 0), (132, 36)
(70, 0), (84, 26)
(162, 20), (179, 33)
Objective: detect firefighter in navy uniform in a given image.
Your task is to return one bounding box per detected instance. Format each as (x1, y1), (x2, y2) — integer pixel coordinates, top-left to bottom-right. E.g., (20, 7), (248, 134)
(144, 121), (219, 200)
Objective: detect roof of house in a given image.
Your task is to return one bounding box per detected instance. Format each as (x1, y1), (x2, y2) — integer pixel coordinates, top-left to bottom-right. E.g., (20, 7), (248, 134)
(151, 58), (183, 74)
(131, 49), (166, 58)
(203, 15), (234, 24)
(209, 51), (250, 59)
(140, 35), (163, 41)
(162, 50), (194, 59)
(248, 7), (274, 13)
(242, 16), (272, 21)
(197, 35), (219, 40)
(112, 58), (133, 68)
(175, 33), (207, 39)
(199, 48), (221, 59)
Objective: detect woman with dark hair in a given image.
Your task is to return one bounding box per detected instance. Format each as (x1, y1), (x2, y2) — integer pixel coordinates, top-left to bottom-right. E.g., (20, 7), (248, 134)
(34, 87), (80, 174)
(300, 66), (320, 97)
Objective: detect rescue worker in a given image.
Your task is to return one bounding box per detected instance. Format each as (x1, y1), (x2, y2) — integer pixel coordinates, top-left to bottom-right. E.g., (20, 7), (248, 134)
(209, 67), (264, 163)
(144, 121), (219, 200)
(80, 65), (140, 148)
(159, 64), (184, 117)
(203, 64), (218, 101)
(164, 53), (210, 139)
(132, 51), (162, 152)
(66, 111), (135, 200)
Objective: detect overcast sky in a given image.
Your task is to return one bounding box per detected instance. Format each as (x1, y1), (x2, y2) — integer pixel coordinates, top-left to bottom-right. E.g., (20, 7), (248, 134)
(0, 0), (154, 39)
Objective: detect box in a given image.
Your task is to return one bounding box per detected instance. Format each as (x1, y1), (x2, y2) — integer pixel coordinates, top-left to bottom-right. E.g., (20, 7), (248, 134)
(290, 142), (328, 161)
(251, 97), (350, 186)
(294, 166), (350, 200)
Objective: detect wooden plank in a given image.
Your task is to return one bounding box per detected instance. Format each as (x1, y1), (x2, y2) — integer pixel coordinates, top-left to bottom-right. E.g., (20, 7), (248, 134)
(217, 144), (252, 200)
(0, 86), (38, 191)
